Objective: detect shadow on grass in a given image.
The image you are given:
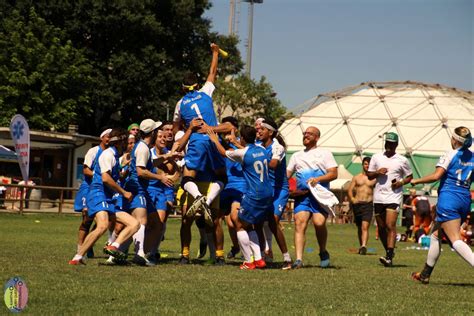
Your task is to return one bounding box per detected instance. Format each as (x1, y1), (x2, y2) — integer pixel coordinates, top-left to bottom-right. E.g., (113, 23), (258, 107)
(440, 282), (474, 287)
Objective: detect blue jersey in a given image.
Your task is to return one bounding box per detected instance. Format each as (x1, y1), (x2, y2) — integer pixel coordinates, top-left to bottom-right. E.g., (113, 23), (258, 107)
(89, 147), (120, 199)
(225, 143), (247, 192)
(265, 140), (289, 190)
(226, 144), (273, 201)
(148, 147), (165, 193)
(124, 141), (153, 195)
(437, 149), (474, 195)
(175, 82), (217, 142)
(74, 146), (103, 211)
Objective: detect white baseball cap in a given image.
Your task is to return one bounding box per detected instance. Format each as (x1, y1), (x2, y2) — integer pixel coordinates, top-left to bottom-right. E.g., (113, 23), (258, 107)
(140, 119), (162, 133)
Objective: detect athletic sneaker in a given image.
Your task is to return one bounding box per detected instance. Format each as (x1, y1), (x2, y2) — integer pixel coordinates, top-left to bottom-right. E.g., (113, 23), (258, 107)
(254, 258), (266, 269)
(291, 259), (303, 269)
(411, 272), (430, 284)
(281, 261), (292, 270)
(264, 249), (274, 263)
(215, 256), (226, 266)
(358, 246), (367, 255)
(68, 259), (86, 265)
(103, 245), (127, 260)
(319, 250), (330, 268)
(179, 256), (190, 265)
(197, 240), (207, 259)
(226, 246), (240, 259)
(133, 254), (155, 266)
(201, 201), (214, 227)
(379, 256), (393, 267)
(86, 247), (94, 258)
(240, 261), (256, 270)
(185, 195), (206, 218)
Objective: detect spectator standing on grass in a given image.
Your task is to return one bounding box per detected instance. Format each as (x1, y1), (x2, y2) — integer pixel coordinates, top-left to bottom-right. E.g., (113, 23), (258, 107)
(367, 132), (413, 267)
(347, 156), (376, 255)
(412, 126), (474, 284)
(402, 189), (417, 241)
(286, 126), (338, 269)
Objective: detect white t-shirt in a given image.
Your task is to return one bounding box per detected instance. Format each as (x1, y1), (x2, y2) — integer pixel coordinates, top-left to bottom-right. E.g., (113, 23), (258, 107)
(84, 146), (100, 168)
(135, 141), (150, 167)
(173, 81), (215, 122)
(368, 152), (412, 204)
(287, 147), (338, 190)
(99, 148), (116, 174)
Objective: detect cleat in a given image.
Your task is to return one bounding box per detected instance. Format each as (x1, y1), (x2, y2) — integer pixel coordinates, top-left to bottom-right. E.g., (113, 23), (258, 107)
(240, 261), (256, 270)
(411, 272), (430, 284)
(379, 256), (393, 267)
(185, 195), (206, 219)
(86, 247), (95, 258)
(227, 246), (240, 259)
(358, 246), (367, 255)
(197, 240), (207, 259)
(291, 259), (303, 269)
(319, 250), (330, 268)
(68, 259), (86, 265)
(254, 258), (266, 269)
(201, 201), (214, 227)
(179, 256), (190, 265)
(264, 249), (274, 263)
(281, 261), (292, 270)
(215, 256), (226, 266)
(133, 254), (155, 266)
(103, 245), (127, 260)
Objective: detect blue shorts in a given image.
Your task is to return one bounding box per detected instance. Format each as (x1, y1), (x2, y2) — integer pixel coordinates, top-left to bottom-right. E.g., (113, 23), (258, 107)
(86, 190), (121, 218)
(165, 187), (175, 204)
(148, 189), (168, 212)
(273, 187), (289, 219)
(184, 138), (225, 172)
(436, 191), (471, 222)
(122, 192), (153, 214)
(238, 196), (272, 225)
(220, 188), (244, 215)
(74, 185), (89, 212)
(294, 194), (327, 216)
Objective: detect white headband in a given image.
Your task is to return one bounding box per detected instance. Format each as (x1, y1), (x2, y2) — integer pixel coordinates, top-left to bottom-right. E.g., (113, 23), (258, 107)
(100, 128), (112, 138)
(452, 133), (466, 143)
(261, 122), (276, 132)
(255, 118), (264, 124)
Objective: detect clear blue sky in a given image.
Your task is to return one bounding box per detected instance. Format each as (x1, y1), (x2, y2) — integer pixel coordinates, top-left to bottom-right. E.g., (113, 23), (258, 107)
(205, 0), (473, 111)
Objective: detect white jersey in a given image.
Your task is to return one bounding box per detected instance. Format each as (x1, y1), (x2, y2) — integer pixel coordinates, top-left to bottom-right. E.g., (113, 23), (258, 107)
(99, 148), (117, 174)
(84, 146), (100, 168)
(368, 152), (412, 204)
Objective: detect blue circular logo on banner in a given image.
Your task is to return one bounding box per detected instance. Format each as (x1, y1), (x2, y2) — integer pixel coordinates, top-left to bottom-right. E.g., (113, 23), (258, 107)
(4, 277), (28, 313)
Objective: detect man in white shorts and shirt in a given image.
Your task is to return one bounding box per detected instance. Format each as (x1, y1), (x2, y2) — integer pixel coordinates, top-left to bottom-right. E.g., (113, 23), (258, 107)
(367, 132), (412, 267)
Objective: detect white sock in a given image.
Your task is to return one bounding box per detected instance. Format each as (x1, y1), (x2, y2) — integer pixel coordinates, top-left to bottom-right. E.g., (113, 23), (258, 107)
(237, 230), (252, 262)
(283, 252), (292, 262)
(72, 254), (83, 261)
(108, 230), (118, 244)
(184, 182), (201, 199)
(207, 232), (216, 259)
(133, 224), (146, 257)
(426, 234), (441, 267)
(206, 181), (224, 205)
(453, 240), (474, 267)
(248, 230), (262, 261)
(263, 221), (273, 252)
(111, 241), (120, 248)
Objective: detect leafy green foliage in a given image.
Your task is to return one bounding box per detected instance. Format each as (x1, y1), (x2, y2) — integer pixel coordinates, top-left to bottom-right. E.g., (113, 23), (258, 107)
(0, 8), (92, 131)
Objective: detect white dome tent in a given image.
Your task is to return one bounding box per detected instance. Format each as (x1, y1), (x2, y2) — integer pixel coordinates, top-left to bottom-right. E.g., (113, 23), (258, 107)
(280, 81), (474, 187)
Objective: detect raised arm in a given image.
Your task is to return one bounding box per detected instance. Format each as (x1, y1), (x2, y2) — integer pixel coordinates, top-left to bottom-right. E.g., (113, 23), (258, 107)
(206, 43), (220, 84)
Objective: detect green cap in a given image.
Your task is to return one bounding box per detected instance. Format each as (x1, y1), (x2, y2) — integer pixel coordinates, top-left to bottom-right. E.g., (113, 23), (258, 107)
(385, 132), (399, 143)
(128, 123), (139, 131)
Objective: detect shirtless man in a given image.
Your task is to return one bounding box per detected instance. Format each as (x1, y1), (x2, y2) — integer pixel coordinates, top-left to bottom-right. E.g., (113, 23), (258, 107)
(347, 157), (376, 255)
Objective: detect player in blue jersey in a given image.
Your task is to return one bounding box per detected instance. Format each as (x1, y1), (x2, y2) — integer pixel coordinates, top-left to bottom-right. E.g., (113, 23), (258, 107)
(286, 126), (338, 269)
(411, 126), (474, 284)
(69, 129), (139, 265)
(173, 43), (232, 224)
(123, 119), (174, 265)
(73, 128), (111, 258)
(146, 129), (181, 263)
(257, 118), (293, 269)
(208, 125), (273, 270)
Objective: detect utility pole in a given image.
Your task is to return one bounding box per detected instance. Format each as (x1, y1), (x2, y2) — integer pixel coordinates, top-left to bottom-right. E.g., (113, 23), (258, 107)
(242, 0), (263, 78)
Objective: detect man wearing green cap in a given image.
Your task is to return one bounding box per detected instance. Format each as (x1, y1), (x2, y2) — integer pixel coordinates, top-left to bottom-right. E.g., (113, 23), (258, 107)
(367, 132), (413, 267)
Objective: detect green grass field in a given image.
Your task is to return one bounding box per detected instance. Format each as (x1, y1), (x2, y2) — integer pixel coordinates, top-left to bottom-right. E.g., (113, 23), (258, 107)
(0, 213), (472, 315)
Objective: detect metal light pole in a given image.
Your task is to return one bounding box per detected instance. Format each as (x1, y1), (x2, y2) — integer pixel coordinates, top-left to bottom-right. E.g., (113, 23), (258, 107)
(242, 0), (263, 78)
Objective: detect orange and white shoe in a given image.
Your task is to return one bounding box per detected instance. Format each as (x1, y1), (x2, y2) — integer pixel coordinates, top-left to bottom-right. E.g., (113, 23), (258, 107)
(240, 261), (256, 270)
(254, 258), (267, 269)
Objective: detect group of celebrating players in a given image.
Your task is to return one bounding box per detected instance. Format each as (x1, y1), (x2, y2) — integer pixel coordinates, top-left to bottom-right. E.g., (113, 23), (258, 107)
(68, 43), (474, 281)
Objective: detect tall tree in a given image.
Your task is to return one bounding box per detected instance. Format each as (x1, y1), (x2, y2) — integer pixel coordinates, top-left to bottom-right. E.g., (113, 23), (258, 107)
(0, 7), (92, 131)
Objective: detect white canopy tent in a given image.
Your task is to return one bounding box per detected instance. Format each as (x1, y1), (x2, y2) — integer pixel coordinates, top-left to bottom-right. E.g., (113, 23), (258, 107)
(280, 81), (474, 182)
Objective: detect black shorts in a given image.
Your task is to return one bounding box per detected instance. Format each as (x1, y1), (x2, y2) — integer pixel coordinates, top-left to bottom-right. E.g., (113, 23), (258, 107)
(353, 202), (373, 226)
(374, 203), (400, 217)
